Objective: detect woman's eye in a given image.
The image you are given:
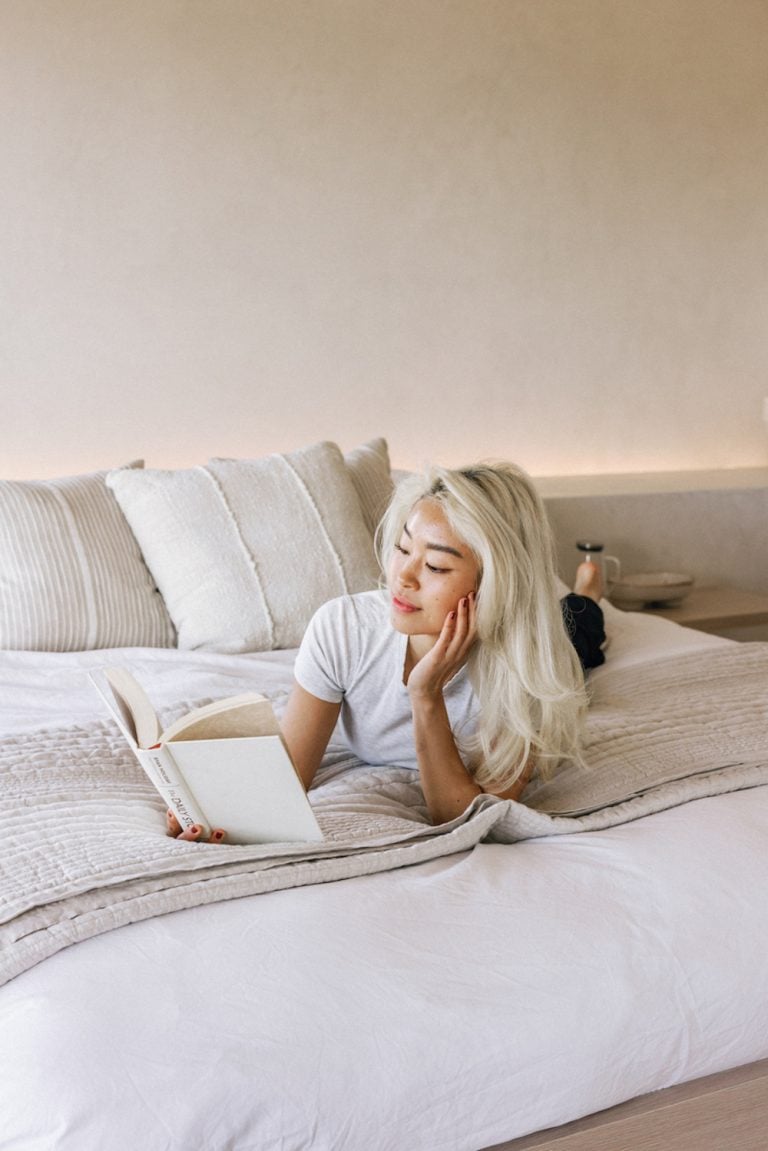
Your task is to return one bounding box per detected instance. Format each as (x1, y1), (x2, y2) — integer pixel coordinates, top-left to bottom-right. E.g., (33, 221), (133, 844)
(394, 543), (448, 573)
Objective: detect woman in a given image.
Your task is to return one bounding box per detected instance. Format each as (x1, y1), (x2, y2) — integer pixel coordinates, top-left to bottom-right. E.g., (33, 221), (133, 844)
(171, 461), (605, 838)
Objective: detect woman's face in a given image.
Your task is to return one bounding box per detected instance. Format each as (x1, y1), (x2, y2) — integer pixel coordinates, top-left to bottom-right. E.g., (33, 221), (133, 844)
(387, 499), (479, 638)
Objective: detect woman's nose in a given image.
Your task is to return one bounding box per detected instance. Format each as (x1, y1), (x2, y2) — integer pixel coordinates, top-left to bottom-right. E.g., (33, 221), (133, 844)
(399, 558), (419, 587)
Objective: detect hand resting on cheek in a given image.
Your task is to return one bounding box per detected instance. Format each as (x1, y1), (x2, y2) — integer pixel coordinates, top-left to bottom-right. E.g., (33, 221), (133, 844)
(404, 591), (478, 698)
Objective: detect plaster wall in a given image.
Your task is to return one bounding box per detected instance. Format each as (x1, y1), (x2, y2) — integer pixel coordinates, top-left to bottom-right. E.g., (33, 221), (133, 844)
(2, 1), (768, 480)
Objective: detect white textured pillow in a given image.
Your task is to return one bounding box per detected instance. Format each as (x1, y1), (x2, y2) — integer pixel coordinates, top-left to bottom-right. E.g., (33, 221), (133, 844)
(0, 463), (176, 652)
(107, 442), (381, 652)
(211, 438), (394, 538)
(342, 438), (394, 537)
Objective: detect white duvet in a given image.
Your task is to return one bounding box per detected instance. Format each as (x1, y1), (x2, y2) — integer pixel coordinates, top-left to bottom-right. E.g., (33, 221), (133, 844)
(2, 606), (768, 1151)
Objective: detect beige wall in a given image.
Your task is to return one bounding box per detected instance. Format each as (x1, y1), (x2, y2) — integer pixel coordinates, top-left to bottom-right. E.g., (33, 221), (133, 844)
(2, 0), (768, 480)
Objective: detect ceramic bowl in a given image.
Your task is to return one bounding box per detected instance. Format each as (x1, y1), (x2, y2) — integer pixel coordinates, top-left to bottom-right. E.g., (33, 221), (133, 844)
(608, 572), (695, 610)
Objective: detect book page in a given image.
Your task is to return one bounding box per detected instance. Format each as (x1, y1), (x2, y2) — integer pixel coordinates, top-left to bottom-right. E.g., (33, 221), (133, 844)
(103, 668), (161, 749)
(163, 694), (280, 742)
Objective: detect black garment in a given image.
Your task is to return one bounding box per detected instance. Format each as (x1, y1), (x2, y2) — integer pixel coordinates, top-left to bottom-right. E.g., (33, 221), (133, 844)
(561, 593), (606, 671)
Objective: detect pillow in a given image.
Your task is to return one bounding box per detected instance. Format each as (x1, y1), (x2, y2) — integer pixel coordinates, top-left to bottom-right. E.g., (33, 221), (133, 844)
(210, 438), (394, 538)
(107, 441), (381, 653)
(342, 438), (394, 537)
(0, 463), (176, 652)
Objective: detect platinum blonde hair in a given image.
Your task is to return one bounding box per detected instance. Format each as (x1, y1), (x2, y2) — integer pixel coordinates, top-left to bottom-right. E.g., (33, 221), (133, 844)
(377, 462), (587, 791)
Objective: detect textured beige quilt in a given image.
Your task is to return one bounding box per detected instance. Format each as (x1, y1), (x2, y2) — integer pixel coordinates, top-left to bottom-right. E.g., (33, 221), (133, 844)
(3, 644), (768, 986)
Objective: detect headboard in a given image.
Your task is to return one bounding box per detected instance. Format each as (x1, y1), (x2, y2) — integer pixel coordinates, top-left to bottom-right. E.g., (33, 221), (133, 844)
(537, 467), (768, 596)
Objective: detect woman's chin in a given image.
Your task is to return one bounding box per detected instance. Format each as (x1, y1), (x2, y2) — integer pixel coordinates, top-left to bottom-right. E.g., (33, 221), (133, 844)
(389, 610), (415, 634)
(389, 610), (437, 638)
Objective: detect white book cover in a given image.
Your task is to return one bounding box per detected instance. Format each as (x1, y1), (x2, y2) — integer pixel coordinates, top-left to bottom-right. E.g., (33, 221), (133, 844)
(91, 669), (324, 845)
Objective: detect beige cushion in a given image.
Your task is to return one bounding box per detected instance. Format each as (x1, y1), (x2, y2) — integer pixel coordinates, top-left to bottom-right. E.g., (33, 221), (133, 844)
(210, 438), (394, 537)
(342, 438), (394, 537)
(107, 441), (381, 652)
(0, 463), (176, 652)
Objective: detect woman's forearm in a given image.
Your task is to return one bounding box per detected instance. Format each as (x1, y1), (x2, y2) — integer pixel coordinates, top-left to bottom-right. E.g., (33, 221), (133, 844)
(409, 691), (482, 824)
(280, 683), (341, 791)
(410, 690), (535, 820)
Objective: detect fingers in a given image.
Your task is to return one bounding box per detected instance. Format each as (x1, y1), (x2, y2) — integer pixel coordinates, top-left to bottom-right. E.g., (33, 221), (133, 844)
(425, 594), (476, 687)
(442, 591), (477, 654)
(166, 810), (227, 844)
(408, 592), (478, 698)
(166, 809), (182, 837)
(178, 825), (227, 843)
(177, 822), (206, 842)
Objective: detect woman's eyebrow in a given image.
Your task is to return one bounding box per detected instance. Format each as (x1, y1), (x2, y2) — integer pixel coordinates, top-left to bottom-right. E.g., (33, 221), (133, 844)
(403, 521), (465, 558)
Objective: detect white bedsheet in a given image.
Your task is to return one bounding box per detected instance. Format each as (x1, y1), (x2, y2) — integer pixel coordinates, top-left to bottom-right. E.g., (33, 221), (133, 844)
(0, 597), (728, 735)
(2, 609), (767, 1151)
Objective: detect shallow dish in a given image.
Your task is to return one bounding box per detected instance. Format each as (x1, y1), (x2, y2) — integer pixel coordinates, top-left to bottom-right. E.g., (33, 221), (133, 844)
(608, 572), (694, 610)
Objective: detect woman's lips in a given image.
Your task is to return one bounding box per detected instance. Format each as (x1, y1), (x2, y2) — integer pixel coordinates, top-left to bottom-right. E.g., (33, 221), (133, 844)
(392, 595), (419, 613)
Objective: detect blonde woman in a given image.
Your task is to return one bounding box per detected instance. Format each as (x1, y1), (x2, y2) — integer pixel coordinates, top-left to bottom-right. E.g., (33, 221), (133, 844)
(282, 462), (602, 826)
(169, 461), (605, 838)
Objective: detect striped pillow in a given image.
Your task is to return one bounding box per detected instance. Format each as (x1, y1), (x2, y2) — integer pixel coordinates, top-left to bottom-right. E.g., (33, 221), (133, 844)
(107, 441), (381, 652)
(0, 463), (176, 652)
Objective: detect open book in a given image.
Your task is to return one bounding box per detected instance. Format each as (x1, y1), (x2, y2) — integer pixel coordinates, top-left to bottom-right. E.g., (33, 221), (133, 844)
(91, 668), (323, 845)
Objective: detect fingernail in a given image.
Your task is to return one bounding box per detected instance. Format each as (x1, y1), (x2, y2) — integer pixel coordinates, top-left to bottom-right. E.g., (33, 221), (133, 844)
(189, 825), (200, 835)
(212, 830), (225, 841)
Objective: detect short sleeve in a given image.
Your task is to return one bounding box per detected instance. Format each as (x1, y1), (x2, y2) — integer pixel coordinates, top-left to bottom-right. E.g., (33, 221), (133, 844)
(293, 598), (349, 703)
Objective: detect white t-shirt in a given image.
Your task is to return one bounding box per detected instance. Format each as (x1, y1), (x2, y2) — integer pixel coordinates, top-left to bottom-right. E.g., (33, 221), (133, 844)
(293, 590), (478, 771)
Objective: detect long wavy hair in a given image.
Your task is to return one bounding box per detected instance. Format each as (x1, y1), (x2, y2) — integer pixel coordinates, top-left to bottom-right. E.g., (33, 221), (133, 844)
(377, 462), (587, 790)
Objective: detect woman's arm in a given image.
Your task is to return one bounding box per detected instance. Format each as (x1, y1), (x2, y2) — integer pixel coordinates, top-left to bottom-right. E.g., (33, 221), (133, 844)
(407, 596), (479, 822)
(280, 682), (341, 791)
(409, 691), (482, 824)
(407, 594), (529, 823)
(410, 693), (532, 822)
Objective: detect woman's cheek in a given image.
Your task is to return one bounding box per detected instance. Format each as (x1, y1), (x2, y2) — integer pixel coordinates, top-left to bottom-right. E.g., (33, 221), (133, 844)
(386, 558), (400, 590)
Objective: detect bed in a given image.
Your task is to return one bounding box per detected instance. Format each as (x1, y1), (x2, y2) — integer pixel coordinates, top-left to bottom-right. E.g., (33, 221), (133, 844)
(2, 439), (768, 1151)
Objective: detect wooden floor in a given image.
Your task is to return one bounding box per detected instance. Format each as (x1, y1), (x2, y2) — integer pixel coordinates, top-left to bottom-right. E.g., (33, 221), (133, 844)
(484, 1058), (768, 1151)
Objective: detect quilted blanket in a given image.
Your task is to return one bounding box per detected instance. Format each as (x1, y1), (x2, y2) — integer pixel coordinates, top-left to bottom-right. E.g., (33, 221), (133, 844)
(3, 644), (768, 986)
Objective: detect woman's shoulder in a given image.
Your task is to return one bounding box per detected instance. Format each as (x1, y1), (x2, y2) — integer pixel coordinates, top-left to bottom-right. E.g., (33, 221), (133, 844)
(304, 590), (390, 656)
(298, 589), (391, 688)
(312, 588), (389, 629)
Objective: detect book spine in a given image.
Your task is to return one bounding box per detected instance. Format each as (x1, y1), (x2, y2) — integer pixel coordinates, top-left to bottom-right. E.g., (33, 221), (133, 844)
(134, 744), (209, 833)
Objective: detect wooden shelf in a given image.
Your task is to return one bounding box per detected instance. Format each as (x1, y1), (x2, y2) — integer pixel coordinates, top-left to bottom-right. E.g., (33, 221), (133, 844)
(635, 585), (768, 633)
